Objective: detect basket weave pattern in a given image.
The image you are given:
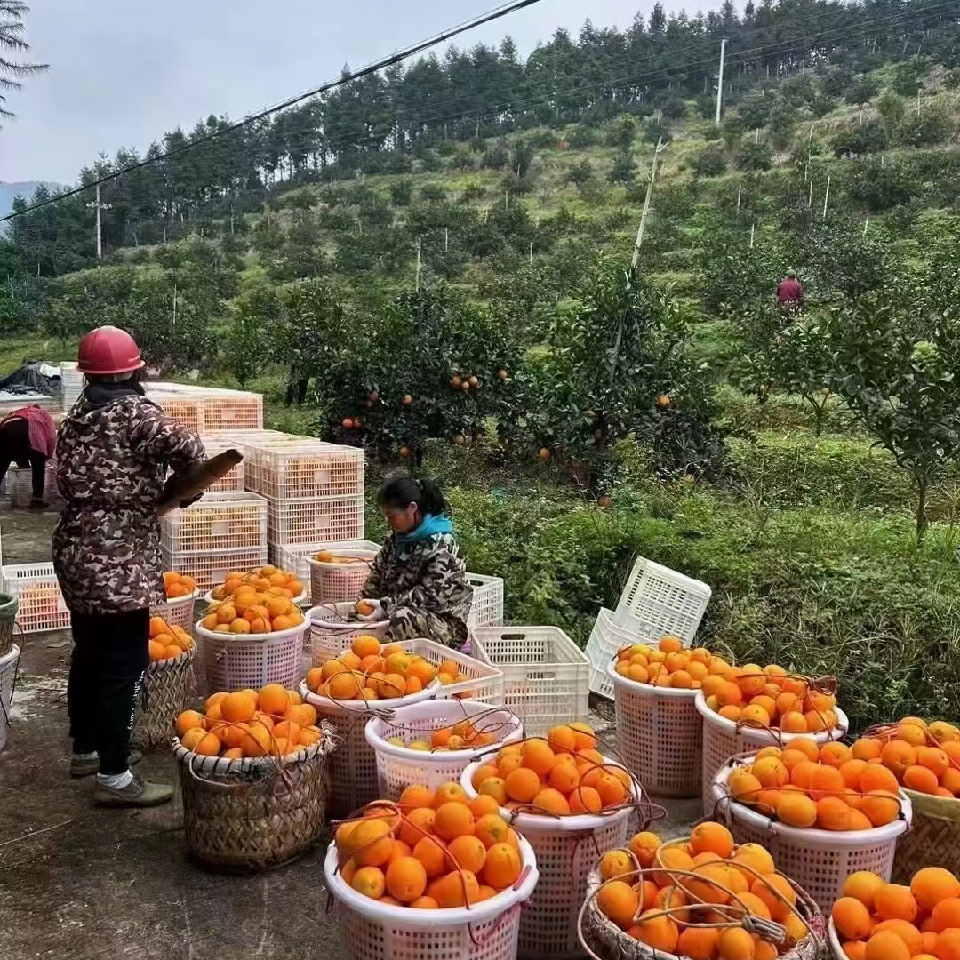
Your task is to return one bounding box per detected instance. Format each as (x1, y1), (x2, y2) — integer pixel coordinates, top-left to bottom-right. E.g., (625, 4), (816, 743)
(174, 735), (334, 871)
(893, 788), (960, 882)
(132, 650), (196, 750)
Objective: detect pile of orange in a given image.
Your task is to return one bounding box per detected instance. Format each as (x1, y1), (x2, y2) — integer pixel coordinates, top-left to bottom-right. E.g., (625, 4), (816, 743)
(162, 571), (197, 598)
(700, 662), (840, 735)
(849, 718), (960, 798)
(209, 565), (303, 602)
(201, 573), (305, 635)
(334, 781), (524, 908)
(468, 723), (633, 815)
(175, 684), (325, 758)
(832, 867), (960, 960)
(148, 616), (195, 662)
(313, 551), (369, 565)
(723, 739), (904, 830)
(595, 823), (812, 957)
(385, 718), (504, 753)
(305, 636), (439, 701)
(614, 636), (729, 689)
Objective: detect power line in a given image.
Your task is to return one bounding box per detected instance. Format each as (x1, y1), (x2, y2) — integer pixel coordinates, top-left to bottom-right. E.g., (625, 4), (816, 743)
(1, 0), (549, 222)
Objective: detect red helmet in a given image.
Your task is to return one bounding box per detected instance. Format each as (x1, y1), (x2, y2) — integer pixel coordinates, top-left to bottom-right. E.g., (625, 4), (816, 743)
(77, 325), (145, 376)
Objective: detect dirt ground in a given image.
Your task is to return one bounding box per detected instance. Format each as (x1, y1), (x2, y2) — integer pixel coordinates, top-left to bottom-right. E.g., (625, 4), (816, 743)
(0, 502), (700, 960)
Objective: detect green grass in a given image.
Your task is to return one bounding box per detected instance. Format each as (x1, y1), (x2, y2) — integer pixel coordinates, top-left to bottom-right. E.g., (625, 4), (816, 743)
(0, 336), (76, 375)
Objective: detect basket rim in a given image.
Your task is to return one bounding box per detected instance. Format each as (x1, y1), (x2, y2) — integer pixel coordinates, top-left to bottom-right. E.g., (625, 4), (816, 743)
(713, 759), (913, 844)
(364, 699), (523, 761)
(301, 679), (441, 712)
(323, 833), (539, 925)
(307, 550), (377, 568)
(195, 619), (310, 643)
(695, 690), (850, 742)
(826, 918), (844, 960)
(460, 756), (639, 832)
(203, 589), (307, 606)
(606, 660), (700, 699)
(0, 644), (20, 669)
(154, 589), (200, 607)
(306, 601), (384, 630)
(146, 645), (196, 671)
(172, 733), (333, 774)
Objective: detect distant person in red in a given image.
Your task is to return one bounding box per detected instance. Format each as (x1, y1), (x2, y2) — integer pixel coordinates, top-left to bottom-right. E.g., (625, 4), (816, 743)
(776, 269), (804, 311)
(0, 404), (55, 509)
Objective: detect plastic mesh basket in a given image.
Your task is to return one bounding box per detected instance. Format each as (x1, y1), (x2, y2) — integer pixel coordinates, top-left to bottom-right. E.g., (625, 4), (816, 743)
(195, 618), (307, 694)
(244, 440), (364, 500)
(364, 699), (523, 800)
(0, 644), (19, 751)
(308, 548), (378, 605)
(267, 496), (364, 546)
(615, 556), (712, 644)
(461, 758), (634, 959)
(161, 546), (268, 593)
(8, 462), (59, 508)
(150, 591), (198, 631)
(154, 394), (204, 432)
(161, 492), (267, 554)
(469, 626), (589, 737)
(270, 539), (380, 599)
(697, 692), (850, 813)
(466, 573), (504, 629)
(586, 608), (657, 698)
(714, 760), (912, 914)
(324, 835), (538, 960)
(308, 602), (393, 663)
(608, 661), (701, 798)
(1, 563), (70, 633)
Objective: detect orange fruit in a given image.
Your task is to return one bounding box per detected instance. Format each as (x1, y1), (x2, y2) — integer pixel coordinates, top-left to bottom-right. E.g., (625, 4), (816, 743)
(180, 727), (207, 752)
(875, 884), (918, 922)
(468, 794), (500, 819)
(219, 691), (255, 725)
(904, 765), (941, 795)
(631, 912), (680, 953)
(474, 814), (511, 850)
(412, 836), (448, 877)
(548, 725), (577, 754)
(351, 866), (386, 900)
(754, 757), (789, 789)
(627, 832), (661, 868)
(433, 781), (468, 808)
(751, 875), (796, 922)
(937, 931), (960, 960)
(816, 795), (852, 830)
(599, 850), (635, 883)
(479, 777), (507, 806)
(882, 741), (917, 778)
(738, 891), (772, 921)
(930, 899), (960, 932)
(873, 920), (922, 956)
(844, 871), (886, 909)
(690, 821), (734, 859)
(568, 786), (602, 814)
(777, 792), (817, 828)
(194, 732), (222, 756)
(435, 869), (480, 908)
(385, 856), (427, 902)
(410, 896), (438, 910)
(351, 818), (394, 867)
(677, 926), (720, 960)
(865, 932), (911, 960)
(861, 790), (901, 828)
(505, 767), (541, 804)
(912, 868), (960, 911)
(433, 802), (474, 842)
(653, 845), (695, 887)
(258, 684), (290, 716)
(548, 760), (581, 793)
(597, 880), (640, 929)
(834, 897), (874, 940)
(717, 927), (756, 960)
(175, 709), (205, 737)
(522, 739), (557, 777)
(532, 787), (571, 815)
(447, 835), (486, 874)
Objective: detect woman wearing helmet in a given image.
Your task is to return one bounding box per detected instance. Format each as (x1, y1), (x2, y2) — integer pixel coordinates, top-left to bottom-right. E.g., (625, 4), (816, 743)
(53, 326), (205, 807)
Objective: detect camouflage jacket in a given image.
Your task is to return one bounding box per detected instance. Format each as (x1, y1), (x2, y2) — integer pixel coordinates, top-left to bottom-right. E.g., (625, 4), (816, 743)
(362, 532), (473, 637)
(53, 390), (204, 614)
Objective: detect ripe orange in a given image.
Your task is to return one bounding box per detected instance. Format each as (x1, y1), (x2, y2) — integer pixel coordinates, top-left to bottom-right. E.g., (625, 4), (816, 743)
(258, 684), (290, 716)
(845, 871), (886, 909)
(751, 875), (796, 922)
(505, 767), (541, 804)
(433, 781), (468, 807)
(936, 930), (960, 960)
(412, 835), (448, 877)
(547, 725), (577, 754)
(385, 856), (428, 902)
(434, 802), (474, 842)
(447, 835), (486, 874)
(568, 786), (602, 814)
(865, 931), (911, 960)
(599, 850), (635, 882)
(717, 927), (755, 960)
(631, 912), (680, 953)
(597, 880), (640, 929)
(351, 866), (386, 900)
(834, 897), (873, 940)
(194, 732), (222, 756)
(627, 832), (662, 868)
(175, 709), (205, 737)
(351, 818), (394, 867)
(904, 765), (941, 795)
(522, 739), (557, 777)
(777, 792), (817, 828)
(911, 868), (960, 911)
(677, 926), (719, 960)
(691, 821), (735, 859)
(874, 884), (918, 922)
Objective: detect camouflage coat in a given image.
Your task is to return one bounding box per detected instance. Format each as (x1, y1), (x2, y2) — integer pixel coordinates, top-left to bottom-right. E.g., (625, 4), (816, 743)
(53, 389), (205, 614)
(362, 532), (473, 648)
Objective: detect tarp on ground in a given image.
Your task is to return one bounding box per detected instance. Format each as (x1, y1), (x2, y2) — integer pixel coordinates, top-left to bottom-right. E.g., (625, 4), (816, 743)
(0, 361), (60, 397)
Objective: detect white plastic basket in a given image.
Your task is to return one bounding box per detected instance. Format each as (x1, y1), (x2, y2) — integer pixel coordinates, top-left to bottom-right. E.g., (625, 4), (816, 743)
(302, 671), (439, 818)
(469, 626), (589, 737)
(466, 573), (504, 629)
(270, 539), (381, 599)
(161, 491), (267, 554)
(150, 591), (198, 631)
(308, 602), (393, 662)
(195, 618), (307, 694)
(615, 556), (712, 644)
(713, 759), (912, 914)
(8, 462), (59, 508)
(1, 563), (70, 633)
(364, 699), (523, 800)
(266, 495), (364, 546)
(160, 546), (268, 593)
(461, 757), (636, 959)
(0, 644), (20, 751)
(608, 660), (701, 798)
(586, 608), (657, 698)
(827, 919), (846, 960)
(324, 833), (538, 960)
(696, 692), (850, 814)
(307, 548), (377, 605)
(244, 440), (364, 500)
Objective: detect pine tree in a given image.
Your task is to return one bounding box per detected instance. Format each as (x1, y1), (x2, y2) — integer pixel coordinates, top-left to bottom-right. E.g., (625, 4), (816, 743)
(0, 1), (47, 121)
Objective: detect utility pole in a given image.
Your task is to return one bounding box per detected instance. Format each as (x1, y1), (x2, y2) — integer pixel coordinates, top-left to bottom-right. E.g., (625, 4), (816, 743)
(715, 39), (726, 127)
(86, 183), (112, 262)
(444, 227), (449, 253)
(737, 181), (742, 215)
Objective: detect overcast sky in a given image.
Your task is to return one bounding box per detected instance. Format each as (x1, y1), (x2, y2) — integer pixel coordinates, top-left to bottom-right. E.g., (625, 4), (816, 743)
(2, 0), (657, 184)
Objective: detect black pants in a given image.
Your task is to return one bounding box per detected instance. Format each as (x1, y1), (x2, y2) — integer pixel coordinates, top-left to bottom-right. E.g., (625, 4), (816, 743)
(67, 608), (149, 775)
(284, 375), (309, 407)
(0, 419), (47, 500)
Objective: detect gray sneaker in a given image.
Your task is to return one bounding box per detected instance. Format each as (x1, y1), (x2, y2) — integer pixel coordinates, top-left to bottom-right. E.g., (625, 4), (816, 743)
(93, 774), (173, 808)
(70, 749), (143, 778)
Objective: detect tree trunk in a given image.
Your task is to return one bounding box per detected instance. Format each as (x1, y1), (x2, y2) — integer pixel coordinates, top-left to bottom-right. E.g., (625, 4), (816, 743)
(916, 475), (929, 543)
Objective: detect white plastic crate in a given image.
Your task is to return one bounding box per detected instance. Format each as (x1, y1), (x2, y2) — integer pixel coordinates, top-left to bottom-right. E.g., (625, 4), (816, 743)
(152, 393), (204, 432)
(60, 362), (85, 410)
(1, 563), (70, 633)
(266, 495), (363, 546)
(466, 572), (504, 628)
(615, 556), (712, 644)
(161, 492), (267, 554)
(244, 440), (363, 501)
(161, 546), (268, 593)
(200, 390), (263, 432)
(196, 435), (245, 492)
(585, 607), (658, 698)
(269, 540), (380, 598)
(470, 626), (589, 736)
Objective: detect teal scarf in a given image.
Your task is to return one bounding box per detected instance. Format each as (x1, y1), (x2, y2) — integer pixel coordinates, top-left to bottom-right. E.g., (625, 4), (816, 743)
(395, 514), (453, 555)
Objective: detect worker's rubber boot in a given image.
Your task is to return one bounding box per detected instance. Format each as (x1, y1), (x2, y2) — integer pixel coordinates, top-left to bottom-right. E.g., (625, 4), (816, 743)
(28, 498), (48, 511)
(70, 749), (142, 778)
(93, 774), (173, 808)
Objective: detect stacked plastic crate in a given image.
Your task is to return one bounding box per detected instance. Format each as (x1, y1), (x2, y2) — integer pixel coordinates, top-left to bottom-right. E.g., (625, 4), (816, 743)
(146, 382), (264, 434)
(60, 362), (85, 411)
(243, 439), (365, 593)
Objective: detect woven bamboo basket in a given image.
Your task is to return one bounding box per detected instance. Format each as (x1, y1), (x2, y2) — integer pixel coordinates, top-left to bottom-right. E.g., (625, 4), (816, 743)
(0, 594), (18, 658)
(173, 729), (336, 872)
(892, 787), (960, 883)
(579, 843), (825, 960)
(132, 648), (197, 750)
